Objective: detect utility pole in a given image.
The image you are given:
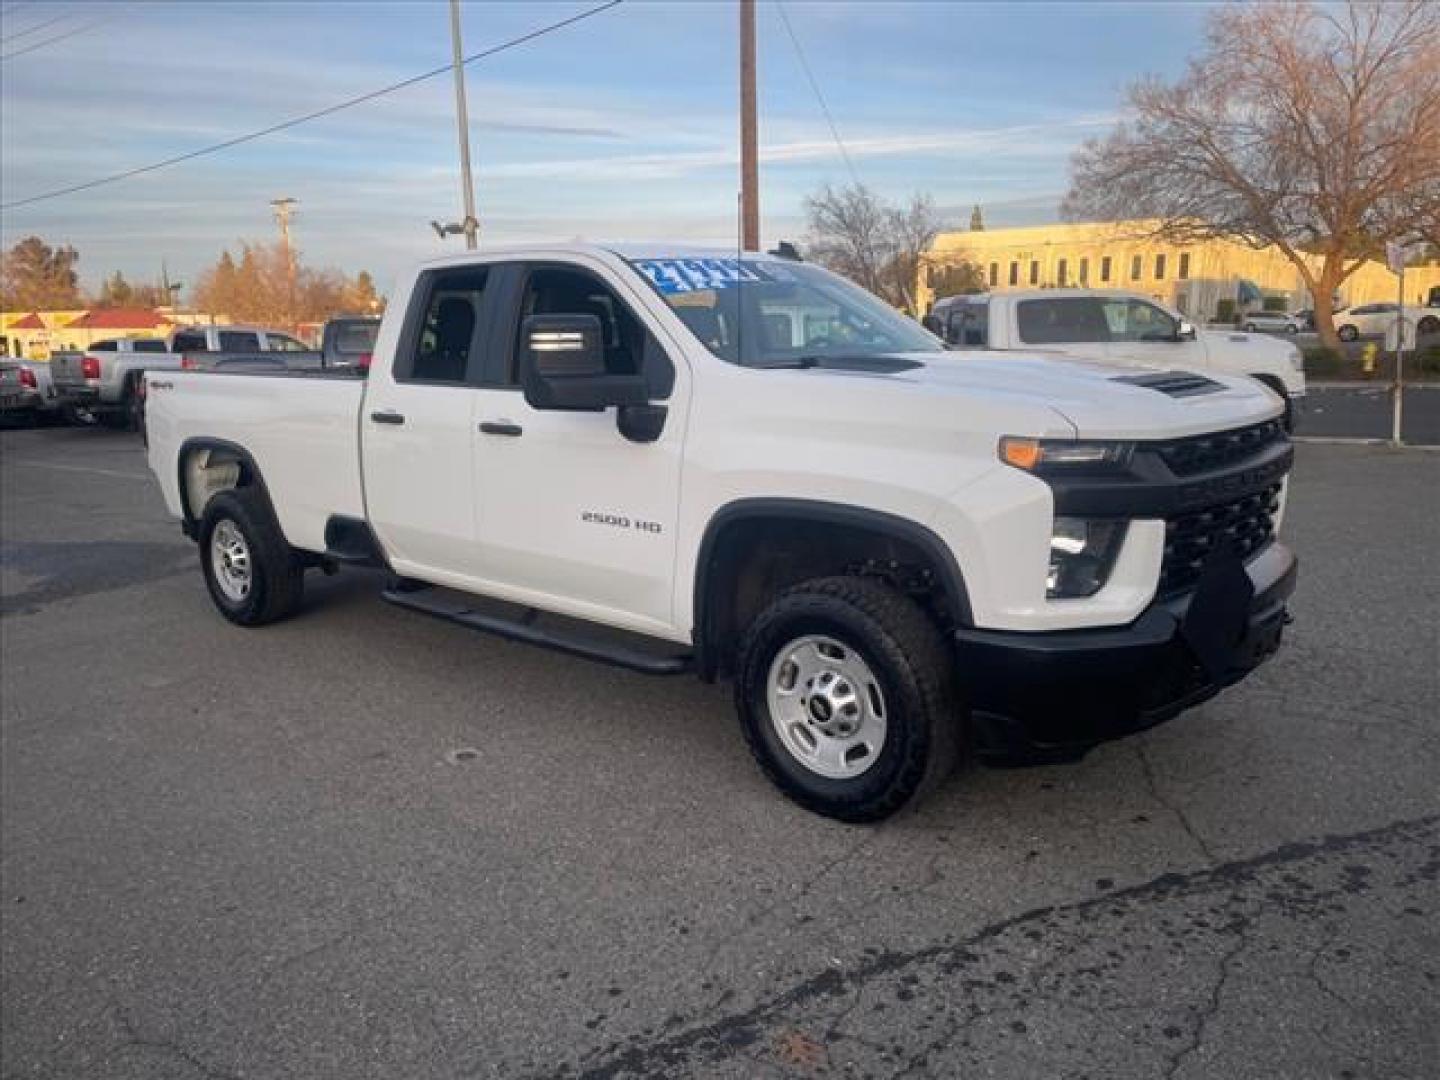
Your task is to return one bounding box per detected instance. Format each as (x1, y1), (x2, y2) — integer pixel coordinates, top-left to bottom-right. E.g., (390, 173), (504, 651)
(271, 196), (298, 329)
(449, 0), (479, 250)
(739, 0), (759, 252)
(160, 260), (183, 321)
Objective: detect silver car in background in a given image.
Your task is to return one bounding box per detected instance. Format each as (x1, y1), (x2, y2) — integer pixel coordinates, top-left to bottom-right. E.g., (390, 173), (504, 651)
(1241, 312), (1305, 334)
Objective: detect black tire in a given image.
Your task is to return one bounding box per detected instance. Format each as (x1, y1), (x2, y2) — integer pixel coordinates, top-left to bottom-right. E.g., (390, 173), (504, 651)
(1337, 324), (1359, 342)
(1418, 316), (1439, 335)
(1243, 322), (1257, 332)
(198, 488), (304, 626)
(734, 576), (961, 823)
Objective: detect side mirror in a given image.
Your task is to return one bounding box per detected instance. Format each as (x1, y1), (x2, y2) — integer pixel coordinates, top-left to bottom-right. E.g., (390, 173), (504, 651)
(520, 314), (648, 411)
(1177, 320), (1197, 341)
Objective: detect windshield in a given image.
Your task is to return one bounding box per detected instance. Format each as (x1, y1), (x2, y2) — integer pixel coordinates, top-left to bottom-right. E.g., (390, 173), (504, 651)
(628, 257), (942, 367)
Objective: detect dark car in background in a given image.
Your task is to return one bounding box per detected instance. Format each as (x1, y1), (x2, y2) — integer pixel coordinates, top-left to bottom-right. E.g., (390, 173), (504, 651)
(321, 317), (380, 371)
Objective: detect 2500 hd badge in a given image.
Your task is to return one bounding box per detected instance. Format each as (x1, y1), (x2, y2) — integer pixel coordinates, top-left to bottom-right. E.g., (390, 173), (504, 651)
(581, 510), (662, 535)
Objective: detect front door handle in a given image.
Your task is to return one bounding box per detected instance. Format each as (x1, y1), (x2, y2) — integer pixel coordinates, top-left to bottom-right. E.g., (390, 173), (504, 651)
(479, 420), (523, 437)
(370, 410), (405, 425)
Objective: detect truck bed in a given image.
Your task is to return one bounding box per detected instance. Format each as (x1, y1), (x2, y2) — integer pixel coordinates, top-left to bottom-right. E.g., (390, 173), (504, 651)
(145, 369), (368, 553)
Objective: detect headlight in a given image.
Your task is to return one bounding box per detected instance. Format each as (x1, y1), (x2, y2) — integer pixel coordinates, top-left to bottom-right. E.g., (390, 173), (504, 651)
(1047, 517), (1127, 598)
(999, 436), (1134, 474)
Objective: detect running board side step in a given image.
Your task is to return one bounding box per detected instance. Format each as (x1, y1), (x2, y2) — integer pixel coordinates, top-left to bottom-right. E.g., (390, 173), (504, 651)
(381, 586), (693, 676)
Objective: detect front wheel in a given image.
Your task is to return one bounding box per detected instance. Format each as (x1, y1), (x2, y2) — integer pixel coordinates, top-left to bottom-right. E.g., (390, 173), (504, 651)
(1418, 315), (1439, 335)
(199, 488), (304, 626)
(1338, 324), (1359, 342)
(735, 576), (960, 822)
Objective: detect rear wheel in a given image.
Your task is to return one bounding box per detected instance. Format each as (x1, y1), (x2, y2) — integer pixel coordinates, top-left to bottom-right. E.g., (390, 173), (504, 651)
(735, 576), (960, 822)
(1243, 322), (1258, 332)
(1418, 315), (1439, 335)
(199, 488), (304, 626)
(1338, 324), (1359, 342)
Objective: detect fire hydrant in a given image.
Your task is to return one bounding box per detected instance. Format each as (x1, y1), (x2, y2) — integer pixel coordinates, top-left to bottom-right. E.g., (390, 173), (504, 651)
(1361, 342), (1378, 376)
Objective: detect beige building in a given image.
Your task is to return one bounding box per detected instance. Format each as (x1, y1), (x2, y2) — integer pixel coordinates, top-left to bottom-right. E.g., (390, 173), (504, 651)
(920, 220), (1440, 320)
(0, 307), (226, 360)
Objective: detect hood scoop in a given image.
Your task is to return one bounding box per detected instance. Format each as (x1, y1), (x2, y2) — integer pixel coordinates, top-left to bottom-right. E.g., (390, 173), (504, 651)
(1112, 371), (1224, 398)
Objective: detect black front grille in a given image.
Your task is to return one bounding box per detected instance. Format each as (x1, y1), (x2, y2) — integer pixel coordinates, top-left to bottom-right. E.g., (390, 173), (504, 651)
(1154, 420), (1287, 477)
(1161, 483), (1282, 596)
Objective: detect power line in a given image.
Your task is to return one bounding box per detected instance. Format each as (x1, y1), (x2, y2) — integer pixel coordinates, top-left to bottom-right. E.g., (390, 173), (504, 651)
(1, 0), (624, 212)
(1, 16), (106, 60)
(0, 10), (70, 43)
(774, 0), (860, 189)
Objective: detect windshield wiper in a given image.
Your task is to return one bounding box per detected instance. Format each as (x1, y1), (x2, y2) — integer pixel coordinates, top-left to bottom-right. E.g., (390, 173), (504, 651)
(750, 355), (824, 370)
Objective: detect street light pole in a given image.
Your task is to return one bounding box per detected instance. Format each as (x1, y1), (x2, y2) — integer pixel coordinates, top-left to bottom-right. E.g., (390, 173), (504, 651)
(449, 0), (479, 250)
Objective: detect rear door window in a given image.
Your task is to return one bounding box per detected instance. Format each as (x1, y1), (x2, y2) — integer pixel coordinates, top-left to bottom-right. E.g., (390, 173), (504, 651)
(91, 340), (117, 352)
(171, 332), (207, 351)
(133, 339), (168, 353)
(218, 331), (261, 351)
(397, 267), (489, 384)
(1016, 298), (1110, 344)
(335, 322), (379, 354)
(945, 301), (988, 347)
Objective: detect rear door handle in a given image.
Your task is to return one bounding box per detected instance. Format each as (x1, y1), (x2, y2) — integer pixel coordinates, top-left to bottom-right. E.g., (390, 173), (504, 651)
(479, 420), (523, 437)
(370, 410), (405, 425)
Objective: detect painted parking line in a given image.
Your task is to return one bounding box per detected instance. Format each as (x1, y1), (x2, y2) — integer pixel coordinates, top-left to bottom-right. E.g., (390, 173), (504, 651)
(8, 460), (151, 482)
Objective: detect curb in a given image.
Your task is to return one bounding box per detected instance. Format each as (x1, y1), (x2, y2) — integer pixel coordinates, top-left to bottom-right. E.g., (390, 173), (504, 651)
(1292, 436), (1440, 450)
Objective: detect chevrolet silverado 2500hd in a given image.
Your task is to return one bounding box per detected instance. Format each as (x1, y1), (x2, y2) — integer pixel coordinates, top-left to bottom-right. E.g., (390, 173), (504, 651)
(146, 246), (1298, 821)
(926, 290), (1307, 429)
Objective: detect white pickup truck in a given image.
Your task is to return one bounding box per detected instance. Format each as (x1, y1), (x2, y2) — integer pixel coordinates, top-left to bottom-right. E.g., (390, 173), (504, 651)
(51, 325), (317, 429)
(146, 245), (1298, 821)
(925, 290), (1307, 429)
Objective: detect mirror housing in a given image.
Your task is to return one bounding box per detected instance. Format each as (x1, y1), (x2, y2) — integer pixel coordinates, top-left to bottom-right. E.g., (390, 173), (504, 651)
(1177, 319), (1197, 341)
(520, 314), (649, 411)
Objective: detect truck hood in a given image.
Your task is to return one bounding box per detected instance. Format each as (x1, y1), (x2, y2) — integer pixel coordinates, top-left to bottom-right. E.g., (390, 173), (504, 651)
(879, 350), (1283, 439)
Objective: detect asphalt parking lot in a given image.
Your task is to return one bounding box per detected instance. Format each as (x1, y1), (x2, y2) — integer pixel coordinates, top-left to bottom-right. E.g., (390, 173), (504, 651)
(2, 427), (1437, 1080)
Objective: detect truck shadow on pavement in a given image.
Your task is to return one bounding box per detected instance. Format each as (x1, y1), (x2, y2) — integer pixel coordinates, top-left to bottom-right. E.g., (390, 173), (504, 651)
(0, 540), (196, 617)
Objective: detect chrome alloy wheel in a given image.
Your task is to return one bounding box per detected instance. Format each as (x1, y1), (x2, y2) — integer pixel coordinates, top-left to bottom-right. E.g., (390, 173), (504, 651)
(766, 635), (887, 779)
(210, 519), (252, 603)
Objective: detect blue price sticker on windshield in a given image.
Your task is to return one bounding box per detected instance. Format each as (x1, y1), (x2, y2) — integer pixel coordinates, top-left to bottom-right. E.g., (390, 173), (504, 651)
(634, 258), (771, 294)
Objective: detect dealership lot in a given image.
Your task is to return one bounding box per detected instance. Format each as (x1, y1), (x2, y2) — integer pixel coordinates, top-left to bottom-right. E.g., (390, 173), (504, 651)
(1, 428), (1436, 1079)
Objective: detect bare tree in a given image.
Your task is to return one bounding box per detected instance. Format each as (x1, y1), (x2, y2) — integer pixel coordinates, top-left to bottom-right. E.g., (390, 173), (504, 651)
(805, 184), (944, 314)
(1064, 0), (1440, 347)
(192, 241), (379, 325)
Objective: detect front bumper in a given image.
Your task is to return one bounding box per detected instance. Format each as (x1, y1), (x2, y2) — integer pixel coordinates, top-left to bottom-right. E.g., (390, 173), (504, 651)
(955, 542), (1297, 760)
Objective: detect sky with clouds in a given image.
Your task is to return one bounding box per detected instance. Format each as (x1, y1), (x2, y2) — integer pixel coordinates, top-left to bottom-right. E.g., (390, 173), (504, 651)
(0, 0), (1211, 295)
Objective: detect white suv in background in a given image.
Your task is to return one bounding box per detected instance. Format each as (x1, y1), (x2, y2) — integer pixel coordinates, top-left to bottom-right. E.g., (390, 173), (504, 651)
(926, 289), (1307, 429)
(1335, 303), (1439, 341)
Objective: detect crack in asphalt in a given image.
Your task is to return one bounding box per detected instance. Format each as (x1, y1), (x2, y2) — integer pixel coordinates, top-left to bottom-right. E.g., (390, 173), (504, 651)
(534, 812), (1439, 1080)
(1136, 740), (1217, 864)
(1160, 918), (1251, 1079)
(112, 1006), (242, 1080)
